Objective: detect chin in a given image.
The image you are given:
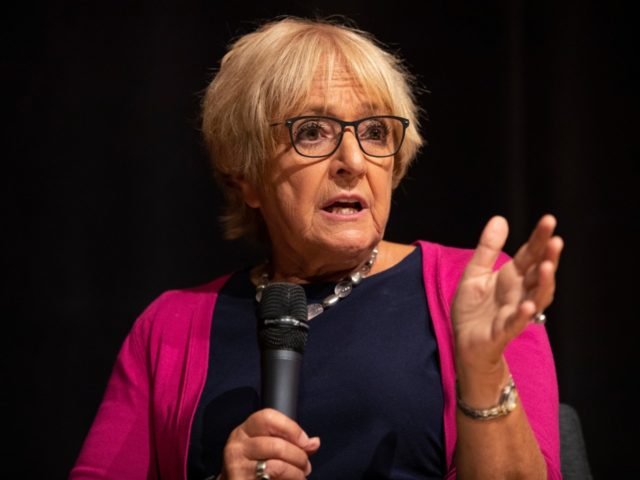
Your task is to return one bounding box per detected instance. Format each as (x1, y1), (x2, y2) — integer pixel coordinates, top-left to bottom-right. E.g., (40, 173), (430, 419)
(316, 229), (381, 257)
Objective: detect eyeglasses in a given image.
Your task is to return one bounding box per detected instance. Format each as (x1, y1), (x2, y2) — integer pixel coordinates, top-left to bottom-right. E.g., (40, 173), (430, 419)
(272, 115), (410, 158)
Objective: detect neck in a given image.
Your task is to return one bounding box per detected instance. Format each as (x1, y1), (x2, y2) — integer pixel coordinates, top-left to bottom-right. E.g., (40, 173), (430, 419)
(268, 245), (379, 284)
(251, 240), (416, 287)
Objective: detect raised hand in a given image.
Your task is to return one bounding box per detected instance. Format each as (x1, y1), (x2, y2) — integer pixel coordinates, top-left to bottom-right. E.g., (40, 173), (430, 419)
(451, 214), (564, 375)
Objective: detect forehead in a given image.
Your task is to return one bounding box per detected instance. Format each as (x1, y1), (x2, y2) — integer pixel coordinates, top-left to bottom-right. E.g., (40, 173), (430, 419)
(302, 60), (384, 117)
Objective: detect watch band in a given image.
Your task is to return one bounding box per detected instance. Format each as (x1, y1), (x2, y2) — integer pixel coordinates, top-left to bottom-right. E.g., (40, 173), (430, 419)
(457, 374), (518, 420)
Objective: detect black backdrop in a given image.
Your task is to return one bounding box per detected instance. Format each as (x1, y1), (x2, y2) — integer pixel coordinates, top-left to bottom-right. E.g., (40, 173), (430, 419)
(5, 1), (637, 477)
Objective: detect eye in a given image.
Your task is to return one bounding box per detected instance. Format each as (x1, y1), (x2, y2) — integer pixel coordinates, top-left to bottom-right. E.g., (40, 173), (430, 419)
(294, 119), (333, 143)
(360, 119), (390, 142)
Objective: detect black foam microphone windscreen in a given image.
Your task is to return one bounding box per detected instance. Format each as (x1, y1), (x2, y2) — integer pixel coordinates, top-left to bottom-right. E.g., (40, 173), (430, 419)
(257, 282), (309, 419)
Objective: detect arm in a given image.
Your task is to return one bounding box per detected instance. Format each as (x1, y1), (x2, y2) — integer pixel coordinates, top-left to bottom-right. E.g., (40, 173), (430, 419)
(70, 308), (156, 479)
(452, 215), (563, 479)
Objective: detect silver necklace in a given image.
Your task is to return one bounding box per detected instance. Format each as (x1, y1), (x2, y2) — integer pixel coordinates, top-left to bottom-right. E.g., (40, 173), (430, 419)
(255, 247), (379, 320)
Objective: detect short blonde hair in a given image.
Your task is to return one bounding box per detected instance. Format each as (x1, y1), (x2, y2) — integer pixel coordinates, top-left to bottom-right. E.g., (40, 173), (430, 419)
(202, 16), (424, 240)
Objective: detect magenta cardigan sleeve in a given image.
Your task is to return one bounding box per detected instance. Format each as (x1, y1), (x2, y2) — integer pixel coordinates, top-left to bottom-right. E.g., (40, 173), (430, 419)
(70, 276), (228, 480)
(70, 300), (160, 479)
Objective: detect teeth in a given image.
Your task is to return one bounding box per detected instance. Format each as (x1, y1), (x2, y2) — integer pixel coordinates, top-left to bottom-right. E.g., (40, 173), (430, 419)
(331, 207), (358, 214)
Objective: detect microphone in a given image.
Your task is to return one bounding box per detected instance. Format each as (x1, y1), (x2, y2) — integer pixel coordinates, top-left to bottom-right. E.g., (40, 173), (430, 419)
(257, 282), (310, 419)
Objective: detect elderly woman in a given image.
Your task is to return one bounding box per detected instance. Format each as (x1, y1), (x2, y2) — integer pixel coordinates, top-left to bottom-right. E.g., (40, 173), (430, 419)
(71, 17), (563, 480)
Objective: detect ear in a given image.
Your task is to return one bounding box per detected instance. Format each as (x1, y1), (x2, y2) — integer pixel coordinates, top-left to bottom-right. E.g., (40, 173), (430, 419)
(235, 176), (261, 209)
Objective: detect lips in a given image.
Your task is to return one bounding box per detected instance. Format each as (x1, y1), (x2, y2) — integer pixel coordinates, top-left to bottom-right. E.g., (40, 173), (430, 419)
(320, 195), (368, 216)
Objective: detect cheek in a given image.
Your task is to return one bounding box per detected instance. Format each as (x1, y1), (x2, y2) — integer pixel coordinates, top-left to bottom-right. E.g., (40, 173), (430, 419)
(371, 170), (394, 212)
(263, 171), (320, 221)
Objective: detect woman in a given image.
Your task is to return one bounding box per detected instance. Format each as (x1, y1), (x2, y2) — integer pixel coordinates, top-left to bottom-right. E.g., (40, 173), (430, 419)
(71, 17), (563, 479)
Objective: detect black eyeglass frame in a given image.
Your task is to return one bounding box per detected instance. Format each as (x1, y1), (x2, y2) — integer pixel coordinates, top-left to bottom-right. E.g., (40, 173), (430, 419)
(271, 115), (410, 158)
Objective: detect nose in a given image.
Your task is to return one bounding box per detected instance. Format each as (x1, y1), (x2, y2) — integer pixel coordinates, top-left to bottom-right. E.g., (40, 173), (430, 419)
(329, 128), (366, 181)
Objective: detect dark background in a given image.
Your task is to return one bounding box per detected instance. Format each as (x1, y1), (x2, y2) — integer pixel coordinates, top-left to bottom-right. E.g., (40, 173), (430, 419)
(5, 1), (637, 477)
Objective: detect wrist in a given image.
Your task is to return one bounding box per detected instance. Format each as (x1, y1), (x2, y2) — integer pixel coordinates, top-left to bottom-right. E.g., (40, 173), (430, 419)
(457, 374), (518, 420)
(455, 357), (511, 408)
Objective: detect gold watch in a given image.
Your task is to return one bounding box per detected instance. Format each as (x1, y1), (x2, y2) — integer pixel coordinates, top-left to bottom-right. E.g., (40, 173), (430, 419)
(456, 374), (518, 420)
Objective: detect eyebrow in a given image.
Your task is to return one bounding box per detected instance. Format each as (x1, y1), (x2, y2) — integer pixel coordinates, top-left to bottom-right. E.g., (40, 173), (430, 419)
(299, 102), (383, 119)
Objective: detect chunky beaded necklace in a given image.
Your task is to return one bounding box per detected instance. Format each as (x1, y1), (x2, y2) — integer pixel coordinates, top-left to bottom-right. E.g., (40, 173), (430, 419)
(255, 247), (379, 320)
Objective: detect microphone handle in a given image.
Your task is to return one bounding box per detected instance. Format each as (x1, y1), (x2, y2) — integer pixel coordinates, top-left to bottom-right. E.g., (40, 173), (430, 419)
(261, 349), (303, 419)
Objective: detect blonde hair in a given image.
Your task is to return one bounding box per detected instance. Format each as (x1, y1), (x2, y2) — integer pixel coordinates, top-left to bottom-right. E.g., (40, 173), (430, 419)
(202, 16), (424, 240)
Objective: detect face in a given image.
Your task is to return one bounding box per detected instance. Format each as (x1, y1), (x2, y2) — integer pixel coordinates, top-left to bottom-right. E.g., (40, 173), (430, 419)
(241, 64), (395, 276)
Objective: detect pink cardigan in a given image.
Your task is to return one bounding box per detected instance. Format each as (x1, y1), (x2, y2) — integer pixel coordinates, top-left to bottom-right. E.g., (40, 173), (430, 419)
(71, 241), (561, 479)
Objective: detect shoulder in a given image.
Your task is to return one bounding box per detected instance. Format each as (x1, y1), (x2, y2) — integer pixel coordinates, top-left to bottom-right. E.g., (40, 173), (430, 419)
(143, 274), (231, 318)
(130, 273), (233, 345)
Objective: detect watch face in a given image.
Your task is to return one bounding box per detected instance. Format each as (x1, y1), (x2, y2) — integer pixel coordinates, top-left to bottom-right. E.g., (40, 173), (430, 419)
(506, 389), (518, 411)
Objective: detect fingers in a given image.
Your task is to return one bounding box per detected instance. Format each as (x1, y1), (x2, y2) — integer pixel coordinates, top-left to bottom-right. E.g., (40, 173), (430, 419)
(223, 409), (320, 480)
(222, 454), (309, 480)
(240, 409), (313, 448)
(510, 215), (563, 315)
(546, 235), (564, 269)
(466, 216), (509, 275)
(244, 436), (312, 473)
(522, 236), (564, 311)
(255, 458), (310, 479)
(512, 214), (557, 274)
(523, 235), (562, 289)
(502, 300), (538, 337)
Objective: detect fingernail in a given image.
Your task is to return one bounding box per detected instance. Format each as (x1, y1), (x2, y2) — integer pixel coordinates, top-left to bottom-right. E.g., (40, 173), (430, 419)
(308, 436), (321, 450)
(298, 430), (310, 446)
(305, 461), (312, 475)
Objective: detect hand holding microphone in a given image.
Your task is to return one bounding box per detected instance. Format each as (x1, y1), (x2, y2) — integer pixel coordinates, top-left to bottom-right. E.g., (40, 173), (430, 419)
(220, 283), (320, 480)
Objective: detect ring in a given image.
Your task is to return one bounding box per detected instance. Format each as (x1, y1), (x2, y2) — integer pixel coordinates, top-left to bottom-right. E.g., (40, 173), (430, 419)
(256, 459), (270, 480)
(532, 312), (547, 324)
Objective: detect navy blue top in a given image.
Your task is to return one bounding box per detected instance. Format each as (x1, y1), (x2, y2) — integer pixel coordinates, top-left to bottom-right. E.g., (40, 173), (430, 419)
(188, 247), (445, 479)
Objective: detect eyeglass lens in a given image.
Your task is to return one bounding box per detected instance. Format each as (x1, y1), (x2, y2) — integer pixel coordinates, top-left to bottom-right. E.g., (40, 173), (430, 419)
(290, 117), (405, 157)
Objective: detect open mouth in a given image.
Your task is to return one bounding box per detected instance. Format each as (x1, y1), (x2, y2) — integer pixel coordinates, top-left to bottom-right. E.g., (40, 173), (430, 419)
(322, 200), (363, 215)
